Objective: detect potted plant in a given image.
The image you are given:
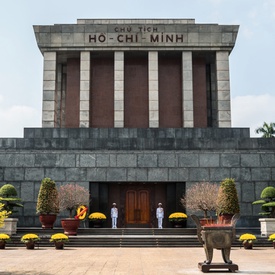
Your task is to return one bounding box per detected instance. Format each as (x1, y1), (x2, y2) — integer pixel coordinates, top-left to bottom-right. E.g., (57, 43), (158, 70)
(0, 183), (23, 235)
(252, 186), (275, 237)
(0, 233), (11, 249)
(88, 212), (107, 228)
(50, 233), (69, 249)
(268, 233), (275, 249)
(181, 181), (219, 225)
(168, 212), (187, 228)
(238, 233), (256, 249)
(36, 177), (59, 229)
(216, 178), (240, 224)
(21, 233), (40, 249)
(59, 183), (90, 235)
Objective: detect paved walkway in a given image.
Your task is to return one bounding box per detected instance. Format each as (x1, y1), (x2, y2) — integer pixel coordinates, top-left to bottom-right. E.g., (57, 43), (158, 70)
(1, 246), (275, 275)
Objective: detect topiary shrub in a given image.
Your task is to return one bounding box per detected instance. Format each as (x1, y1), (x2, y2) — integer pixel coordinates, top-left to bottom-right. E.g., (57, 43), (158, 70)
(252, 186), (275, 218)
(36, 178), (59, 214)
(216, 178), (240, 216)
(0, 184), (23, 214)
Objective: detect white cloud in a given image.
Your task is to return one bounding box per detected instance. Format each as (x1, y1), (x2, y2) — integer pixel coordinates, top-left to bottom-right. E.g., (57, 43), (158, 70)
(231, 94), (275, 137)
(0, 105), (41, 137)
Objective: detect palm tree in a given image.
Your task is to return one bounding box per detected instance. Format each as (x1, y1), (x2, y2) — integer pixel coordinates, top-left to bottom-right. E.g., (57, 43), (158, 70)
(255, 122), (275, 138)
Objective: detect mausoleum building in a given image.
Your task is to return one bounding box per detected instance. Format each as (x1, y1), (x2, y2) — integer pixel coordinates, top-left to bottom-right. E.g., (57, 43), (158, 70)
(0, 19), (274, 228)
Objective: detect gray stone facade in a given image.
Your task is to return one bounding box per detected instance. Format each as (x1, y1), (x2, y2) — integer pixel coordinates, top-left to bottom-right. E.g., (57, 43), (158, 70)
(1, 19), (273, 229)
(0, 128), (274, 228)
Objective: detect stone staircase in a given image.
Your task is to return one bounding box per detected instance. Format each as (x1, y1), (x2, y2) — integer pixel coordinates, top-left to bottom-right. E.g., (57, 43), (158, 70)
(6, 227), (270, 248)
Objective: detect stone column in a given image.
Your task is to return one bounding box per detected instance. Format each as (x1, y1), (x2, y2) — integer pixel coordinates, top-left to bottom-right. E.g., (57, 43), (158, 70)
(216, 51), (231, 127)
(80, 52), (90, 128)
(210, 63), (218, 127)
(182, 51), (194, 127)
(148, 52), (159, 128)
(114, 51), (124, 127)
(55, 64), (62, 127)
(42, 52), (57, 127)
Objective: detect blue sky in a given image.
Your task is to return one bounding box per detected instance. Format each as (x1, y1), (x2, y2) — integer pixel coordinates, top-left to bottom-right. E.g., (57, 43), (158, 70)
(0, 0), (275, 137)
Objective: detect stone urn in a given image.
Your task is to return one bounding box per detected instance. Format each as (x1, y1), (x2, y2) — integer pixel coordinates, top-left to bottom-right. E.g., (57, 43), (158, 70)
(191, 214), (240, 265)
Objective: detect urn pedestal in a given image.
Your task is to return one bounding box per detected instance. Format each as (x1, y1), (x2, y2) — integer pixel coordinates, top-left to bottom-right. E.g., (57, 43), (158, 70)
(259, 218), (275, 237)
(2, 218), (18, 235)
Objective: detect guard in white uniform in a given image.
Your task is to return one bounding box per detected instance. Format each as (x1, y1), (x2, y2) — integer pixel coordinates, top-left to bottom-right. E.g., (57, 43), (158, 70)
(156, 203), (164, 228)
(111, 203), (118, 228)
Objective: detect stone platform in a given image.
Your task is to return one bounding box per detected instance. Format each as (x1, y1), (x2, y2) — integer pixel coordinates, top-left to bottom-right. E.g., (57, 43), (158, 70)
(198, 262), (238, 273)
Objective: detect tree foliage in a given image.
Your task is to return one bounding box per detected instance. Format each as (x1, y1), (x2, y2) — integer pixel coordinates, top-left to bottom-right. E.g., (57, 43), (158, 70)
(0, 184), (23, 214)
(36, 178), (59, 214)
(181, 182), (219, 218)
(216, 178), (240, 215)
(255, 122), (275, 138)
(59, 183), (90, 218)
(252, 186), (275, 217)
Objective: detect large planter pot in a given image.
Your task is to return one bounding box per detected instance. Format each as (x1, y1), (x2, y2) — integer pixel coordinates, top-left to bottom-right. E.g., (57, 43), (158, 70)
(39, 214), (57, 229)
(61, 218), (80, 235)
(0, 241), (6, 249)
(54, 242), (64, 250)
(91, 219), (105, 228)
(243, 242), (253, 249)
(170, 220), (186, 228)
(259, 218), (275, 237)
(25, 242), (35, 250)
(2, 218), (18, 235)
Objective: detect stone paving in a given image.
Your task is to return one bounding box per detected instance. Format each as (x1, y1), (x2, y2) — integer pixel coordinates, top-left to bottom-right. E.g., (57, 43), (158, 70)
(1, 246), (275, 275)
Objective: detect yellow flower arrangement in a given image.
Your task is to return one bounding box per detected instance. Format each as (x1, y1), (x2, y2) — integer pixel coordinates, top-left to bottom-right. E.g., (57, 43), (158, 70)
(238, 233), (257, 244)
(89, 212), (107, 220)
(0, 202), (11, 228)
(268, 233), (275, 242)
(0, 233), (11, 242)
(50, 233), (69, 243)
(21, 233), (40, 243)
(168, 212), (188, 222)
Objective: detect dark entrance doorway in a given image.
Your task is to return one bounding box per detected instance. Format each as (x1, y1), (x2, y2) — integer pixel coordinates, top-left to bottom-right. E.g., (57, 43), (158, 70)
(125, 188), (150, 226)
(92, 182), (185, 228)
(119, 183), (158, 228)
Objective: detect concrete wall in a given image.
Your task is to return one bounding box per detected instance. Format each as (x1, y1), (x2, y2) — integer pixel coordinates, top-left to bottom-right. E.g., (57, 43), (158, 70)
(0, 127), (274, 228)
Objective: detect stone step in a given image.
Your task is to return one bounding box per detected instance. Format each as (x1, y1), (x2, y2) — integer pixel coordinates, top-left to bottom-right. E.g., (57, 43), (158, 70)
(6, 227), (271, 248)
(17, 227), (198, 236)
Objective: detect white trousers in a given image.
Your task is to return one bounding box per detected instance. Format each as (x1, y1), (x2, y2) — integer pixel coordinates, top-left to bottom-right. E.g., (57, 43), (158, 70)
(112, 217), (117, 228)
(158, 218), (163, 228)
